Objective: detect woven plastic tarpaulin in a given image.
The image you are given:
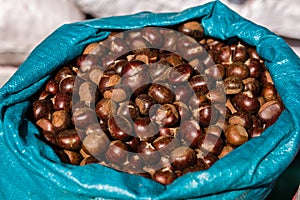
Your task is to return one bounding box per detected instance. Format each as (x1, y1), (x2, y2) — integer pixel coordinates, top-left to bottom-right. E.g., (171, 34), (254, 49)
(0, 1), (299, 199)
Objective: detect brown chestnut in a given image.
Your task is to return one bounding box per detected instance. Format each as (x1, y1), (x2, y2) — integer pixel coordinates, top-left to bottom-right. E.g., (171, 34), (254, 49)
(45, 80), (59, 95)
(82, 132), (109, 157)
(225, 124), (248, 146)
(148, 83), (175, 104)
(170, 146), (196, 171)
(193, 104), (219, 127)
(223, 76), (244, 95)
(135, 94), (156, 116)
(226, 62), (249, 79)
(232, 91), (260, 114)
(152, 167), (177, 185)
(189, 75), (210, 94)
(95, 98), (117, 121)
(178, 21), (204, 41)
(262, 84), (277, 102)
(153, 104), (179, 127)
(51, 110), (72, 132)
(105, 140), (129, 165)
(134, 117), (158, 141)
(228, 111), (252, 129)
(258, 100), (283, 125)
(179, 119), (203, 148)
(56, 129), (82, 151)
(33, 99), (53, 120)
(107, 115), (133, 141)
(168, 64), (193, 84)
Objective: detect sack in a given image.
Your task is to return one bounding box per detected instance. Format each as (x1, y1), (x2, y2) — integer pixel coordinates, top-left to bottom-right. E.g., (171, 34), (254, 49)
(0, 1), (299, 199)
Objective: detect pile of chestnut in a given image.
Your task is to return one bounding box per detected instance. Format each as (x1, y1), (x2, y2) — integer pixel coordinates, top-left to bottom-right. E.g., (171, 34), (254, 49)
(30, 20), (284, 185)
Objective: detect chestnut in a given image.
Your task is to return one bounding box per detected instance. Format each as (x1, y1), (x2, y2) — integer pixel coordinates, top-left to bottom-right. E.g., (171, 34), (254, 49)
(117, 101), (139, 120)
(225, 124), (248, 146)
(82, 132), (109, 158)
(122, 154), (144, 174)
(189, 74), (210, 94)
(36, 118), (55, 134)
(153, 135), (178, 155)
(193, 104), (219, 127)
(170, 146), (196, 171)
(204, 64), (225, 80)
(226, 62), (249, 79)
(216, 46), (231, 64)
(242, 77), (261, 95)
(205, 90), (226, 104)
(53, 92), (71, 111)
(51, 110), (72, 132)
(79, 156), (100, 166)
(76, 54), (100, 69)
(110, 37), (129, 55)
(232, 44), (248, 62)
(258, 100), (283, 125)
(98, 71), (121, 94)
(228, 111), (252, 129)
(152, 167), (177, 185)
(179, 119), (202, 148)
(168, 64), (193, 84)
(174, 84), (194, 103)
(85, 123), (105, 135)
(173, 101), (192, 120)
(59, 76), (75, 95)
(45, 80), (59, 95)
(223, 76), (244, 95)
(159, 127), (179, 137)
(134, 117), (158, 141)
(178, 21), (204, 41)
(105, 140), (129, 165)
(262, 84), (277, 102)
(32, 99), (53, 120)
(122, 60), (146, 77)
(56, 129), (82, 151)
(95, 98), (117, 121)
(189, 92), (208, 109)
(63, 150), (83, 165)
(135, 94), (156, 116)
(148, 83), (175, 104)
(137, 141), (161, 164)
(122, 71), (151, 96)
(78, 81), (98, 102)
(54, 66), (74, 82)
(153, 104), (179, 127)
(148, 61), (172, 81)
(198, 129), (224, 155)
(201, 152), (219, 167)
(141, 27), (164, 47)
(232, 91), (260, 114)
(162, 31), (180, 51)
(107, 115), (133, 141)
(164, 53), (185, 67)
(103, 86), (128, 102)
(246, 58), (263, 78)
(72, 108), (97, 129)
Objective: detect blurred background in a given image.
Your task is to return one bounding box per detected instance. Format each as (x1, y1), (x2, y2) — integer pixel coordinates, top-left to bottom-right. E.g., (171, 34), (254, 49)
(0, 0), (299, 199)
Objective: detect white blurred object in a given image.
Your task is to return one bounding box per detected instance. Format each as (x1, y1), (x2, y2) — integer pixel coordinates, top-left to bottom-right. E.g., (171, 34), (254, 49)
(0, 66), (17, 88)
(73, 0), (204, 17)
(0, 0), (85, 66)
(73, 0), (300, 56)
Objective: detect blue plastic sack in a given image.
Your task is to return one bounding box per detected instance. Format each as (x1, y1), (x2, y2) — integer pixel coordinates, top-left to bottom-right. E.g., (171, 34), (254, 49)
(0, 1), (300, 199)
